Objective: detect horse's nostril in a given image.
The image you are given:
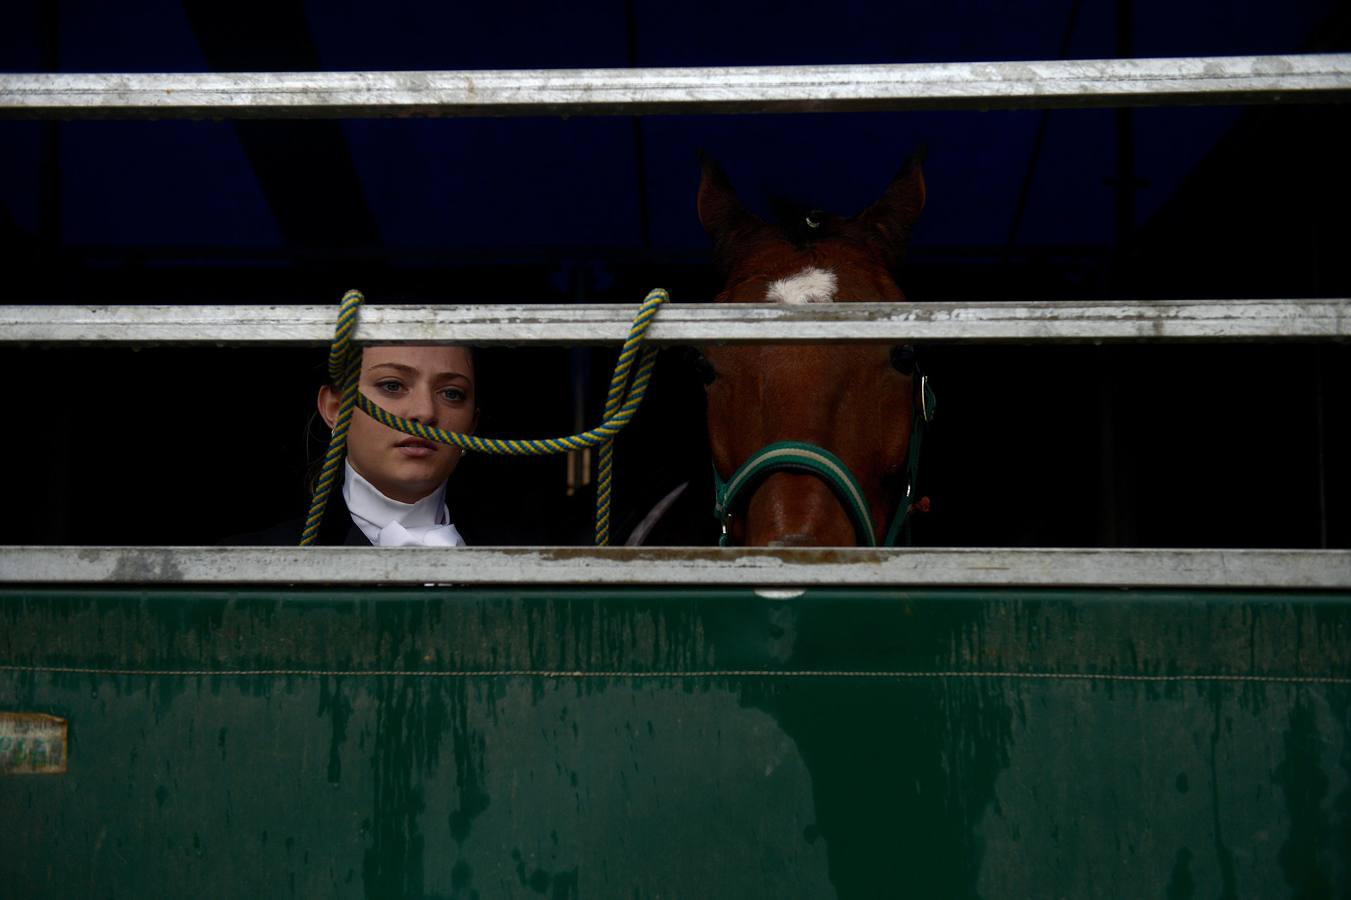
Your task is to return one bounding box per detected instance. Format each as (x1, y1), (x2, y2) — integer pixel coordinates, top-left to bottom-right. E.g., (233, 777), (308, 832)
(767, 533), (816, 548)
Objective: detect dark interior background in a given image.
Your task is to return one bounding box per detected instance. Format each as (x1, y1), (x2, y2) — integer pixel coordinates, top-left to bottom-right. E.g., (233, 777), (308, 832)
(1, 0), (1347, 547)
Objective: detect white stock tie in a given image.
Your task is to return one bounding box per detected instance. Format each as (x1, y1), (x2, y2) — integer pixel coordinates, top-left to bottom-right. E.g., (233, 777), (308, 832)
(375, 520), (466, 548)
(342, 462), (465, 548)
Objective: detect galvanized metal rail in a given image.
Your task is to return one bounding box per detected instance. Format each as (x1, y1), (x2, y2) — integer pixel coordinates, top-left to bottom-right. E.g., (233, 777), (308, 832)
(2, 547), (1348, 588)
(5, 298), (1348, 345)
(2, 54), (1348, 119)
(4, 55), (1345, 586)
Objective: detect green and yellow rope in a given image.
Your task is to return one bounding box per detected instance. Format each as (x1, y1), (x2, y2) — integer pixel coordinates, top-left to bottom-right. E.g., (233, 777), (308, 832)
(301, 287), (669, 547)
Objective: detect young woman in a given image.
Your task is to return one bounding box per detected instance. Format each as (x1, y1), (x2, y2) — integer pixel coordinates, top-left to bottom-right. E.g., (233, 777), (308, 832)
(234, 344), (479, 546)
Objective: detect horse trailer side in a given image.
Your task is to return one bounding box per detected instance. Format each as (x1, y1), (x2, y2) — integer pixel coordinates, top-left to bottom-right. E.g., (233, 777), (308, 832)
(4, 36), (1351, 900)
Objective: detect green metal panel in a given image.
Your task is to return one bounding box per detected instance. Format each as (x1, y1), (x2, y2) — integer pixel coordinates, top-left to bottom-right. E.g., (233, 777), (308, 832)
(1, 587), (1348, 899)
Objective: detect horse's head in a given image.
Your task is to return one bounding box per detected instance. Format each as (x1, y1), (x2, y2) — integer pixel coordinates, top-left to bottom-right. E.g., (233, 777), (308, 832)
(697, 156), (926, 547)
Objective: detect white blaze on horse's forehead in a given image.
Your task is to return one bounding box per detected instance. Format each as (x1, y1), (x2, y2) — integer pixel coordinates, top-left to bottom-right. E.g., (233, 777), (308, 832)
(765, 267), (837, 304)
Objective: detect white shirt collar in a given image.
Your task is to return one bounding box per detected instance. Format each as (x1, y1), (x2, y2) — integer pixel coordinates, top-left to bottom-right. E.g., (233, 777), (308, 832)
(342, 462), (462, 546)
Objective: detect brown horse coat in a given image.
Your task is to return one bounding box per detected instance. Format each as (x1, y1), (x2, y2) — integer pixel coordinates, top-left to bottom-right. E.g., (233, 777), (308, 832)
(698, 157), (926, 546)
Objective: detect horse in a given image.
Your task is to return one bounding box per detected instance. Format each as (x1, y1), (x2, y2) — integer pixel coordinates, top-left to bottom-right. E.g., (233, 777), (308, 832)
(693, 155), (931, 547)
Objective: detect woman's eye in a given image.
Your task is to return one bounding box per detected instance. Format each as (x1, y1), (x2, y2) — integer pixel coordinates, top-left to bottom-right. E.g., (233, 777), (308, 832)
(375, 380), (404, 394)
(440, 388), (466, 403)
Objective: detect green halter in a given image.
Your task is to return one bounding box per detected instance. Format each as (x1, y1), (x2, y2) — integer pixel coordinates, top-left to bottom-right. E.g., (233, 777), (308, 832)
(712, 373), (935, 547)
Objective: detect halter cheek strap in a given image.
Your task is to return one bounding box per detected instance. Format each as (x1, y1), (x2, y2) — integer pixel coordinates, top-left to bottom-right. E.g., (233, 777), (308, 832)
(883, 372), (936, 546)
(712, 373), (935, 548)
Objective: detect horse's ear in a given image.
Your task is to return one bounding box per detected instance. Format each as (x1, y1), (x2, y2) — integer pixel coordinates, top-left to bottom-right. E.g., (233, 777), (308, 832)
(856, 153), (926, 270)
(698, 155), (764, 271)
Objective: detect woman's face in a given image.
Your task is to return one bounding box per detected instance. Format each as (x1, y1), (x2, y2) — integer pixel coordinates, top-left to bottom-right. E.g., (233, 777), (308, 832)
(318, 345), (478, 503)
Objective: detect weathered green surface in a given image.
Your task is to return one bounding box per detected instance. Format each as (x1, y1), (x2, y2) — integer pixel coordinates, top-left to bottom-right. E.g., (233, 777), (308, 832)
(1, 587), (1348, 899)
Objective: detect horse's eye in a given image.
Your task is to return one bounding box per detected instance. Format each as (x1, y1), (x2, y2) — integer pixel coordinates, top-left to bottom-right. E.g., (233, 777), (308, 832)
(693, 354), (718, 386)
(676, 347), (718, 385)
(890, 345), (916, 375)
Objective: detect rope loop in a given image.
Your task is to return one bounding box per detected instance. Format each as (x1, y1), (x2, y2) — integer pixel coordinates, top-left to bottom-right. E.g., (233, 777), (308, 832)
(302, 288), (670, 547)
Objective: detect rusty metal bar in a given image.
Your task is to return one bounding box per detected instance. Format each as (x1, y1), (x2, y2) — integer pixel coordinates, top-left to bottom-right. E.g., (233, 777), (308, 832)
(2, 547), (1348, 589)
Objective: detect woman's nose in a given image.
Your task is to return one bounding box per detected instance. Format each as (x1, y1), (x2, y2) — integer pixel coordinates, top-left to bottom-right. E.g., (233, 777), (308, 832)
(405, 386), (438, 426)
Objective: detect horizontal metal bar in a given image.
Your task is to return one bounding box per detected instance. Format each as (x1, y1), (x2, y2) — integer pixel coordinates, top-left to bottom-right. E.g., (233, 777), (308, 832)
(4, 299), (1347, 346)
(2, 55), (1348, 119)
(2, 547), (1348, 589)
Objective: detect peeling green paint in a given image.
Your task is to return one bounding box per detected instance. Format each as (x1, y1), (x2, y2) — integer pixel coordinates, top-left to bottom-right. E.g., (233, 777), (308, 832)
(0, 587), (1348, 898)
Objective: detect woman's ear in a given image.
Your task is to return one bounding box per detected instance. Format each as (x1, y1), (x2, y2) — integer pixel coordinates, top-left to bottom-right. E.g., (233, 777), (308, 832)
(317, 385), (340, 429)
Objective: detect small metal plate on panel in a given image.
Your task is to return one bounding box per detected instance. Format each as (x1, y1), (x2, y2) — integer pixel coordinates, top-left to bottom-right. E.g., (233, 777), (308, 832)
(0, 712), (68, 774)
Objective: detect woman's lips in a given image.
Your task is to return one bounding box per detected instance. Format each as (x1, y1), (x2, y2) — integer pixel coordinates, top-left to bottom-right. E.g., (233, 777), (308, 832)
(396, 438), (437, 458)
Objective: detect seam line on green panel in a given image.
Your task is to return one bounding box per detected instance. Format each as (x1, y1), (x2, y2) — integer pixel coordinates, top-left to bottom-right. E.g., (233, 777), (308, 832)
(2, 664), (1349, 685)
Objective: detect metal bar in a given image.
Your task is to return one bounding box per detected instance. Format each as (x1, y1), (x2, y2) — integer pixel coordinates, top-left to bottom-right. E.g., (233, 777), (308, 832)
(1, 547), (1347, 588)
(3, 299), (1347, 346)
(2, 55), (1348, 119)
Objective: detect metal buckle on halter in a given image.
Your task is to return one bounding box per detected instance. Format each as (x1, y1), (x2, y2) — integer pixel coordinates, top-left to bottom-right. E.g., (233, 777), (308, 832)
(920, 374), (933, 422)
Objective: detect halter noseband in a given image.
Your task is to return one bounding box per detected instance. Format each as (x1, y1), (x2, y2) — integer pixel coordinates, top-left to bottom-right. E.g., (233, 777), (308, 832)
(712, 372), (935, 547)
